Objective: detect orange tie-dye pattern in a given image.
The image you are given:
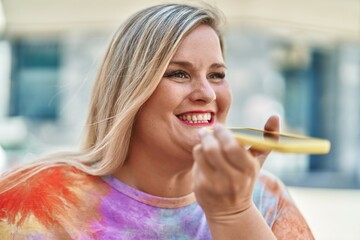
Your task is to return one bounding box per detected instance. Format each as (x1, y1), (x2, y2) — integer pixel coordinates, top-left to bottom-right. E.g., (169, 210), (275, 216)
(0, 167), (82, 228)
(259, 174), (315, 240)
(1, 166), (315, 239)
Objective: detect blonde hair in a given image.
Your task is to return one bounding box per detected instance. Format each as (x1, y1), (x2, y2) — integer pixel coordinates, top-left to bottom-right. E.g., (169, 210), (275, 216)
(0, 3), (225, 191)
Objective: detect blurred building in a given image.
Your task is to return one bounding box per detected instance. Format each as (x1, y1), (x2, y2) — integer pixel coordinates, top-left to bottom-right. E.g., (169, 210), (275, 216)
(0, 0), (359, 188)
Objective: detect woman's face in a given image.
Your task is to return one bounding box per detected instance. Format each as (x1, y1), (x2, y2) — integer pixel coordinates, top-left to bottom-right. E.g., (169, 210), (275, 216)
(132, 24), (232, 160)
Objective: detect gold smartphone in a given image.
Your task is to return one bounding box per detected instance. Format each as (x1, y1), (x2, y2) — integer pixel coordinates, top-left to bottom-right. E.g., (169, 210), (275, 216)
(228, 128), (331, 154)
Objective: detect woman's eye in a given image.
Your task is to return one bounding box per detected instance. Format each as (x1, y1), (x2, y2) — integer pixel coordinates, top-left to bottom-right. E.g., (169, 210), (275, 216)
(208, 72), (225, 81)
(164, 70), (189, 79)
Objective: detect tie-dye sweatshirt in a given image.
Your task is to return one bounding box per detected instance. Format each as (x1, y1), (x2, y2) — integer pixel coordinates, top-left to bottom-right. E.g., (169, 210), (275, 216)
(0, 166), (314, 239)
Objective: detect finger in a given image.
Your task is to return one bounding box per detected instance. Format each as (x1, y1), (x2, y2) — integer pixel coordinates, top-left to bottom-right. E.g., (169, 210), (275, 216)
(264, 115), (280, 132)
(249, 115), (280, 165)
(197, 128), (234, 174)
(193, 143), (215, 172)
(192, 144), (212, 191)
(213, 124), (258, 172)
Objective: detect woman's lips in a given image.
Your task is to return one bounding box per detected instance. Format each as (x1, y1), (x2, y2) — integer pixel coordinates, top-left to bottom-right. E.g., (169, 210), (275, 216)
(176, 112), (214, 126)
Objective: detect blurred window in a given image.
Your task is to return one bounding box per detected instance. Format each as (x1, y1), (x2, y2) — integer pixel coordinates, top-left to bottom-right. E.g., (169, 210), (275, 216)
(9, 40), (60, 120)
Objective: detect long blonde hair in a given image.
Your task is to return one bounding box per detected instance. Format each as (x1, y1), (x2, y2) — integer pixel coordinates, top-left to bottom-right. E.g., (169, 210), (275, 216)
(0, 3), (225, 191)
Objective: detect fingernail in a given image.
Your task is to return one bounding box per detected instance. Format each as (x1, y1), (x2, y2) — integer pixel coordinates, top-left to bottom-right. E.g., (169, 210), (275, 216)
(213, 123), (223, 132)
(198, 128), (208, 137)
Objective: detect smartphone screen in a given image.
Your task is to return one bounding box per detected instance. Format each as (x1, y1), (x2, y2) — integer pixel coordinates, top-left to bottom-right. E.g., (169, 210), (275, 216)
(230, 128), (308, 142)
(228, 128), (331, 154)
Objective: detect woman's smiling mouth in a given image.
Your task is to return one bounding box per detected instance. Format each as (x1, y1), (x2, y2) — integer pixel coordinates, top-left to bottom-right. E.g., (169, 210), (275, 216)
(176, 112), (214, 126)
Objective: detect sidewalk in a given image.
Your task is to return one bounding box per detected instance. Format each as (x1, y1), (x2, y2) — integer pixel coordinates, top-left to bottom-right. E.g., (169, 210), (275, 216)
(289, 187), (360, 240)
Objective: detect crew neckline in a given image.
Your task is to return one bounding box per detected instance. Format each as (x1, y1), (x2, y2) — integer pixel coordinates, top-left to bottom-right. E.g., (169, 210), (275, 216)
(102, 175), (197, 209)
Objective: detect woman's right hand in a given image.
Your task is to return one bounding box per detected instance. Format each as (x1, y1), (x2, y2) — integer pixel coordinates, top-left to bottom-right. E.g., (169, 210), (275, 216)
(191, 116), (279, 239)
(192, 123), (260, 221)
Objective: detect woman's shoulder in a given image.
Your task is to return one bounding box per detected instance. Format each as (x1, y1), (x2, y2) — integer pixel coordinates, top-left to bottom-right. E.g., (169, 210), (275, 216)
(0, 165), (106, 209)
(0, 165), (97, 194)
(253, 169), (294, 223)
(257, 169), (288, 195)
(0, 165), (107, 237)
(255, 171), (315, 239)
(254, 170), (289, 210)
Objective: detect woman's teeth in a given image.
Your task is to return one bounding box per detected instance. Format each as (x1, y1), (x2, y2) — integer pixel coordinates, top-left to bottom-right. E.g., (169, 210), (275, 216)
(178, 113), (211, 123)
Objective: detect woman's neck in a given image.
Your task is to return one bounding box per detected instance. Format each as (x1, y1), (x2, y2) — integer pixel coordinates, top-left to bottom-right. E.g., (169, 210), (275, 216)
(112, 150), (194, 198)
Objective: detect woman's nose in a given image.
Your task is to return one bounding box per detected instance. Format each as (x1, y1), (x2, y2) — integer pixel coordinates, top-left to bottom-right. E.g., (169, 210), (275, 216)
(188, 77), (216, 103)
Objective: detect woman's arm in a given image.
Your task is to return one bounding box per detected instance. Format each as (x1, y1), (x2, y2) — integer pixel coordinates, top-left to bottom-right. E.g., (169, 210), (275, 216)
(205, 204), (276, 240)
(192, 116), (279, 239)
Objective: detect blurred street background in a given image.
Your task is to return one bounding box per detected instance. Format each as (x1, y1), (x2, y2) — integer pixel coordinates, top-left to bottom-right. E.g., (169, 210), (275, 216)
(0, 0), (359, 239)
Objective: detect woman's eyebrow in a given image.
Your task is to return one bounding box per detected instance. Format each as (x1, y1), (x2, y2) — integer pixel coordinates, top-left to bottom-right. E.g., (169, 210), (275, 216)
(168, 61), (193, 68)
(210, 63), (227, 69)
(168, 61), (227, 69)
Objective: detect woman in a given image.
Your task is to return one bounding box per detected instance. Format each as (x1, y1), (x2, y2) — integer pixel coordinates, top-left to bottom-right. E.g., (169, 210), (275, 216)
(0, 3), (314, 239)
